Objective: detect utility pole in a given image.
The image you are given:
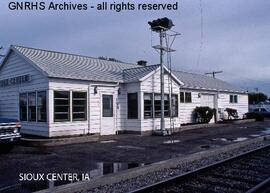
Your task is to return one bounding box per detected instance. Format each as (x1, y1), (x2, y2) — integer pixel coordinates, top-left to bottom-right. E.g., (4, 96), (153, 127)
(205, 71), (223, 78)
(159, 29), (165, 131)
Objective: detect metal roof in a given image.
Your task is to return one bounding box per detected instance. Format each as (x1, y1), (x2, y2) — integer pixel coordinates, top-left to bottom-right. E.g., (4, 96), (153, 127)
(8, 45), (245, 93)
(173, 71), (245, 93)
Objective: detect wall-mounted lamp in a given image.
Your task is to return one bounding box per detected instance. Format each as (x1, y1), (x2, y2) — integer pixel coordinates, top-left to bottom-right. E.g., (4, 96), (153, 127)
(198, 93), (201, 98)
(94, 86), (98, 94)
(118, 88), (121, 95)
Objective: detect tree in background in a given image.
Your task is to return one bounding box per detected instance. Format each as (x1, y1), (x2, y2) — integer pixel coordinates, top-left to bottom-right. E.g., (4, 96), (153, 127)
(248, 92), (268, 104)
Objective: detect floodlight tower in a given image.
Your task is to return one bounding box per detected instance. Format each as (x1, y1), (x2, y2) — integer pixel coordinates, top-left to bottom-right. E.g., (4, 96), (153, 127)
(148, 17), (175, 133)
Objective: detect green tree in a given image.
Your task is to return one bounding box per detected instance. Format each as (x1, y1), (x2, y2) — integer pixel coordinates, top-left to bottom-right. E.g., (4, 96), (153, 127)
(248, 92), (268, 104)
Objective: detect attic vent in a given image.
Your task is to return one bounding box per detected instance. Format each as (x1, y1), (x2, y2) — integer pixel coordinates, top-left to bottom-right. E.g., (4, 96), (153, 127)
(137, 60), (147, 66)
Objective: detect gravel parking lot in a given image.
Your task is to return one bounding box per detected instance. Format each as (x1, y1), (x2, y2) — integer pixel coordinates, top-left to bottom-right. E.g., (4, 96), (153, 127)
(0, 120), (270, 192)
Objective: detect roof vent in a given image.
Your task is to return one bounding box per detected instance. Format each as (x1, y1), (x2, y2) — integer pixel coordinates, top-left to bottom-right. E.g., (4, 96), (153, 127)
(137, 60), (147, 66)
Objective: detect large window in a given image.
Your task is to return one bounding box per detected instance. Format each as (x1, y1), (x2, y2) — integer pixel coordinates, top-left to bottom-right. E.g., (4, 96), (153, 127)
(37, 91), (47, 122)
(72, 92), (87, 121)
(103, 95), (113, 117)
(128, 93), (138, 119)
(54, 91), (70, 122)
(19, 93), (27, 121)
(230, 95), (238, 103)
(144, 93), (153, 118)
(180, 92), (192, 103)
(28, 92), (36, 122)
(144, 93), (176, 118)
(171, 94), (178, 117)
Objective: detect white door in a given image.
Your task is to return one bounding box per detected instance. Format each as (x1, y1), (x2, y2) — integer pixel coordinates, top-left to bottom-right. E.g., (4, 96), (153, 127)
(101, 94), (115, 135)
(200, 94), (215, 123)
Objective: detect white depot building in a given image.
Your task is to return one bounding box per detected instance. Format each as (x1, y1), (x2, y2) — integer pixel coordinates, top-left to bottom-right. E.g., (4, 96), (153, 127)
(0, 45), (248, 137)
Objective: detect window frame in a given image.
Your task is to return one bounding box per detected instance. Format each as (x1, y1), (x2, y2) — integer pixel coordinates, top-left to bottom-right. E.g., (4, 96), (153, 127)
(37, 91), (47, 122)
(72, 91), (87, 121)
(19, 93), (28, 122)
(102, 95), (113, 117)
(180, 91), (192, 103)
(54, 91), (70, 122)
(144, 93), (153, 119)
(171, 94), (179, 117)
(127, 93), (138, 119)
(28, 92), (37, 122)
(229, 94), (238, 104)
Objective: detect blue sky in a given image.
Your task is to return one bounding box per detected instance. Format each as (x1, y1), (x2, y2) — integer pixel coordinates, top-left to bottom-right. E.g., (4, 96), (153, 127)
(0, 0), (269, 95)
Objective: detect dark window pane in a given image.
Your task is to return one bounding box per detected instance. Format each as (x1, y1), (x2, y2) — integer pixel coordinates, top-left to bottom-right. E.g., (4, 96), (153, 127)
(234, 95), (238, 103)
(230, 95), (234, 103)
(171, 94), (178, 117)
(54, 91), (70, 122)
(144, 93), (153, 118)
(185, 92), (192, 103)
(164, 94), (170, 117)
(128, 93), (138, 119)
(19, 93), (27, 121)
(72, 92), (87, 121)
(37, 91), (47, 122)
(28, 92), (36, 121)
(154, 94), (161, 118)
(103, 95), (113, 117)
(180, 92), (185, 103)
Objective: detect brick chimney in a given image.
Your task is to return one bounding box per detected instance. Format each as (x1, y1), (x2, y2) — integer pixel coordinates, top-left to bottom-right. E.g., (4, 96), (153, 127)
(137, 60), (147, 66)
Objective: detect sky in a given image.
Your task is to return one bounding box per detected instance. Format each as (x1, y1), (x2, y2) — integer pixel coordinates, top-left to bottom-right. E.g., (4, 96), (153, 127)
(0, 0), (269, 95)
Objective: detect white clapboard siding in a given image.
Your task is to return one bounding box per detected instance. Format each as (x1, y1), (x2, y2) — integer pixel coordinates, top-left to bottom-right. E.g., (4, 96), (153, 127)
(140, 69), (181, 131)
(218, 93), (249, 118)
(179, 90), (201, 124)
(0, 51), (49, 136)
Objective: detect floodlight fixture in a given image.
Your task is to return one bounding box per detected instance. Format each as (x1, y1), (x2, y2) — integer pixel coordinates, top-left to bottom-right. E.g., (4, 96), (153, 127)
(148, 17), (174, 32)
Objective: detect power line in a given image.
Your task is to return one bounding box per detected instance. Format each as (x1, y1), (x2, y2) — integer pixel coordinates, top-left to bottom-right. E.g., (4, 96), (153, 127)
(196, 0), (204, 68)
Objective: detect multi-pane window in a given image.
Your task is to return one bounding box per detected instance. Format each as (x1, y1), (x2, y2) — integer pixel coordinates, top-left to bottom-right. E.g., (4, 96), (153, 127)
(230, 95), (238, 103)
(164, 94), (170, 117)
(128, 93), (138, 119)
(19, 93), (27, 121)
(171, 94), (178, 117)
(54, 91), (70, 122)
(144, 93), (153, 118)
(144, 93), (178, 118)
(103, 95), (113, 117)
(180, 92), (192, 103)
(154, 94), (161, 118)
(72, 92), (87, 121)
(28, 92), (36, 121)
(37, 91), (47, 122)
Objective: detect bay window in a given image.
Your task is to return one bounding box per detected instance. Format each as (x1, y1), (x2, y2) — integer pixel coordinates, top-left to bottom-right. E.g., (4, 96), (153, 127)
(54, 91), (70, 122)
(72, 92), (87, 121)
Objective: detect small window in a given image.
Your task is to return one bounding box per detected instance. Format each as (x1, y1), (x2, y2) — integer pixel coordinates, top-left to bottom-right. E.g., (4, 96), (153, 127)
(171, 94), (178, 117)
(144, 93), (153, 118)
(37, 91), (47, 122)
(230, 95), (238, 103)
(54, 91), (70, 122)
(28, 92), (36, 122)
(180, 92), (185, 103)
(72, 92), (87, 121)
(103, 95), (113, 117)
(180, 92), (192, 103)
(19, 93), (27, 121)
(164, 94), (170, 117)
(128, 93), (138, 119)
(185, 92), (192, 103)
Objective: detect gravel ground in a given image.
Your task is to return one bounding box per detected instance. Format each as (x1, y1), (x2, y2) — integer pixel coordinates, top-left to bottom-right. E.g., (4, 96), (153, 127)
(88, 140), (270, 193)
